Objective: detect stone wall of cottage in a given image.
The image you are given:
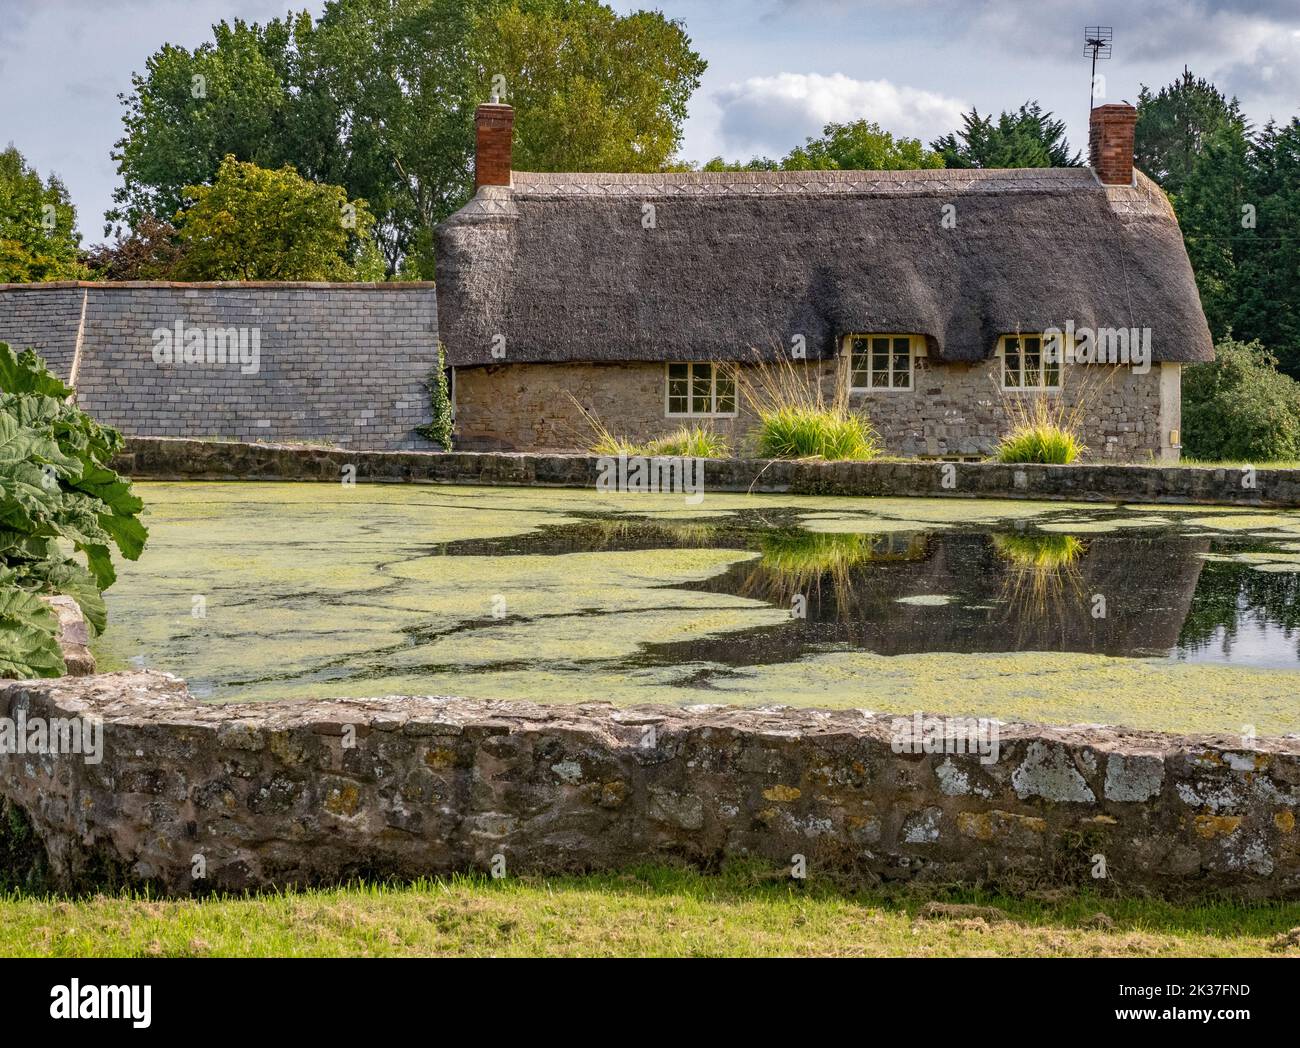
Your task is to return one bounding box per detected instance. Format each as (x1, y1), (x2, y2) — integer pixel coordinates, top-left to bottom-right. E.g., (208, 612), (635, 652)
(454, 357), (1177, 461)
(848, 356), (1174, 461)
(0, 283), (440, 451)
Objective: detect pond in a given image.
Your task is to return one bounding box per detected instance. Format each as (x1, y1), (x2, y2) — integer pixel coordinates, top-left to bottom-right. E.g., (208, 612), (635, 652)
(92, 482), (1300, 735)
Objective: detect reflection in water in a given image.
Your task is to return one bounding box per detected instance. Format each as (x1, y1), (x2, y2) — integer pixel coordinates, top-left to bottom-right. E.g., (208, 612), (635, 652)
(439, 513), (1300, 666)
(992, 533), (1088, 656)
(655, 528), (1211, 665)
(745, 531), (927, 615)
(94, 485), (1300, 721)
(1177, 558), (1300, 667)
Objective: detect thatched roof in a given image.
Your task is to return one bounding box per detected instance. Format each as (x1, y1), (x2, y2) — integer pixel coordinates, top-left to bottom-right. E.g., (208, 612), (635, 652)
(435, 167), (1213, 366)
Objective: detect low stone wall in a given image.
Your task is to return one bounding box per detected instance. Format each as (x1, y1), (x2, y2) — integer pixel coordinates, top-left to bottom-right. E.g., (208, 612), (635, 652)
(1, 672), (1297, 897)
(114, 436), (1300, 507)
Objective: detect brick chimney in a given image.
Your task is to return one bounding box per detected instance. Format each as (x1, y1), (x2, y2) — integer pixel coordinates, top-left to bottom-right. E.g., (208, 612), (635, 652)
(1089, 103), (1138, 186)
(475, 103), (514, 191)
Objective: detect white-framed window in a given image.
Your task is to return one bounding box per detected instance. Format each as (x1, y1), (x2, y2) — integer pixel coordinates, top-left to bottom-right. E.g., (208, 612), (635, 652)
(665, 362), (737, 417)
(1000, 334), (1062, 390)
(847, 334), (918, 391)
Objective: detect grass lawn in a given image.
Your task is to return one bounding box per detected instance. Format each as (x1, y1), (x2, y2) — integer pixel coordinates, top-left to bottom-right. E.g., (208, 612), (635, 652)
(1175, 458), (1300, 470)
(3, 865), (1299, 958)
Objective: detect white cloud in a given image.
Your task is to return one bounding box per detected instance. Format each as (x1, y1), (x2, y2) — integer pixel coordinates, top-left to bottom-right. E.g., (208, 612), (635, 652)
(713, 72), (968, 158)
(1211, 25), (1300, 103)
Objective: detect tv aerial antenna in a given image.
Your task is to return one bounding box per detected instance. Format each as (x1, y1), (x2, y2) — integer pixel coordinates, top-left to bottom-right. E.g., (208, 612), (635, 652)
(1085, 27), (1113, 111)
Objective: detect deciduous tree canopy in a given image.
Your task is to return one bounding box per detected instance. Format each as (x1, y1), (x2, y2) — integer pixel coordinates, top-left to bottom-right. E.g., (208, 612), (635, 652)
(110, 0), (705, 276)
(173, 156), (381, 282)
(0, 146), (87, 283)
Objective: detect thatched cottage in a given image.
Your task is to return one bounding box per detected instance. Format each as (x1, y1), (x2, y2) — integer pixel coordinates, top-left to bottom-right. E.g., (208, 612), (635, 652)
(435, 102), (1213, 460)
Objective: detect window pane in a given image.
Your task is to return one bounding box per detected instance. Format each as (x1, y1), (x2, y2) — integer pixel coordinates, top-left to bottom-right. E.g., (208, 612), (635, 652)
(870, 369), (889, 388)
(667, 362), (688, 413)
(892, 364), (910, 388)
(893, 337), (911, 355)
(692, 364), (712, 414)
(1004, 350), (1020, 387)
(1044, 361), (1060, 388)
(850, 338), (869, 370)
(715, 371), (735, 413)
(851, 369), (870, 388)
(871, 337), (890, 355)
(1023, 346), (1040, 386)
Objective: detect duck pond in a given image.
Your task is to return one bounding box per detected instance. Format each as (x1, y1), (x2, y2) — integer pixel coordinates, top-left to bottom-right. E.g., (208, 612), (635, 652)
(91, 482), (1300, 736)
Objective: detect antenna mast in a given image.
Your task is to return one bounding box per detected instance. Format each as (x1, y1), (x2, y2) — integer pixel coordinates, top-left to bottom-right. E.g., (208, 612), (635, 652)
(1084, 27), (1113, 111)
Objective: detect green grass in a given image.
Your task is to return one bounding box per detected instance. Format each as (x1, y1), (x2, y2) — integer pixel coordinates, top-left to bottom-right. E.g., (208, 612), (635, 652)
(1179, 458), (1300, 470)
(753, 405), (881, 461)
(3, 865), (1298, 957)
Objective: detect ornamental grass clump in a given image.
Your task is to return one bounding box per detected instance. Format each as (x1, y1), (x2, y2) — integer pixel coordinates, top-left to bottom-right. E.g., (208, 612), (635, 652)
(642, 425), (730, 458)
(742, 354), (881, 461)
(573, 396), (730, 459)
(994, 395), (1087, 465)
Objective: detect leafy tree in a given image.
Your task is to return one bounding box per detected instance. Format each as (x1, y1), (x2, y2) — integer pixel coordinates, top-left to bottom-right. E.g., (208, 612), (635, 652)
(1136, 69), (1299, 377)
(480, 0), (705, 172)
(0, 343), (147, 676)
(303, 0), (479, 277)
(109, 15), (315, 234)
(1174, 125), (1253, 341)
(690, 121), (939, 173)
(1181, 335), (1300, 462)
(695, 156), (780, 172)
(1135, 68), (1247, 197)
(932, 103), (1081, 168)
(173, 156), (380, 281)
(0, 146), (87, 283)
(111, 1), (706, 276)
(783, 120), (942, 170)
(1229, 118), (1300, 375)
(84, 215), (185, 280)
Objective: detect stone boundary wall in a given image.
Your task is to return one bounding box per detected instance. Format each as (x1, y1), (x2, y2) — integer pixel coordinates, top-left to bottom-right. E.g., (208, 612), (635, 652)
(1, 673), (1297, 897)
(0, 282), (439, 451)
(114, 436), (1300, 507)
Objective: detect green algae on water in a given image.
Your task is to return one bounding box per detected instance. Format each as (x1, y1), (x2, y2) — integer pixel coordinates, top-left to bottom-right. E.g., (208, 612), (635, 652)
(92, 482), (1300, 736)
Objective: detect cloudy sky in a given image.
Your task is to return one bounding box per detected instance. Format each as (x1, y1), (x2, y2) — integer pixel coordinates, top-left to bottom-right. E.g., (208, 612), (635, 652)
(2, 0), (1298, 241)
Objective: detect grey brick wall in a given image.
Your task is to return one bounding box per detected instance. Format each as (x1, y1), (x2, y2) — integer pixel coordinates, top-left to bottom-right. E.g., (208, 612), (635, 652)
(0, 284), (86, 377)
(0, 282), (439, 451)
